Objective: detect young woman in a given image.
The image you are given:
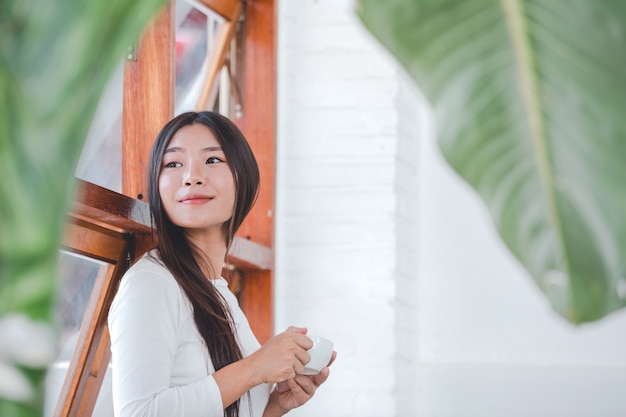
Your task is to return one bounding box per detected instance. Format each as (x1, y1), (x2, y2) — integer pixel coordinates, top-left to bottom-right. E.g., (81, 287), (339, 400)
(108, 111), (335, 417)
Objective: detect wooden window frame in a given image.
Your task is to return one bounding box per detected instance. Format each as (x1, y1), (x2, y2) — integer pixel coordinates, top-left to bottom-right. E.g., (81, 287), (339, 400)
(122, 0), (276, 342)
(56, 179), (273, 416)
(54, 0), (276, 415)
(55, 180), (153, 417)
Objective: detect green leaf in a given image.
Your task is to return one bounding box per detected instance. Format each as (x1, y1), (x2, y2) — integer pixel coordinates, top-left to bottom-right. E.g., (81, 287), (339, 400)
(0, 0), (166, 414)
(358, 0), (626, 323)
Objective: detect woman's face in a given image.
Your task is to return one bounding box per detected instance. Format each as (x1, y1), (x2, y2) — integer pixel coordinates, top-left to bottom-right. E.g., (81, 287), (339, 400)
(158, 123), (235, 235)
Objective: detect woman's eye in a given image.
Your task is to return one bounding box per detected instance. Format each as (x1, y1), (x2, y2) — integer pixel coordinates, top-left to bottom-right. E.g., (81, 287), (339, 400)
(164, 161), (181, 168)
(206, 156), (223, 164)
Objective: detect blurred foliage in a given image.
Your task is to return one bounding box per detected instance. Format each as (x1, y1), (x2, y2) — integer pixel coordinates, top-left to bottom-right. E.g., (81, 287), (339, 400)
(358, 0), (626, 323)
(0, 0), (166, 415)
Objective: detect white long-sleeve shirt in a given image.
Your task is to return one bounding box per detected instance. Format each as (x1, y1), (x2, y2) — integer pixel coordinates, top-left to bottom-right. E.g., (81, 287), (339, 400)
(108, 253), (271, 417)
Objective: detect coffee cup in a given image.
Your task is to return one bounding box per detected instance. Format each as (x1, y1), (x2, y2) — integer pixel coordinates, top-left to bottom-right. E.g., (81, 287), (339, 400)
(301, 335), (333, 375)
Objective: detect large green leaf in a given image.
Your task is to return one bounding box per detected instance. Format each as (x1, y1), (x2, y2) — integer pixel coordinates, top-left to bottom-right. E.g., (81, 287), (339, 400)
(0, 0), (165, 415)
(358, 0), (626, 323)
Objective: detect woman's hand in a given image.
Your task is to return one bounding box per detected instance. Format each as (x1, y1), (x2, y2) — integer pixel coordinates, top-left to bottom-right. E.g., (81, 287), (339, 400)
(213, 327), (313, 410)
(272, 350), (337, 411)
(246, 326), (313, 385)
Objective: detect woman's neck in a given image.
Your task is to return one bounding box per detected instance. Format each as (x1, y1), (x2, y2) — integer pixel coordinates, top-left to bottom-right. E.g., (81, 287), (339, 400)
(185, 227), (227, 280)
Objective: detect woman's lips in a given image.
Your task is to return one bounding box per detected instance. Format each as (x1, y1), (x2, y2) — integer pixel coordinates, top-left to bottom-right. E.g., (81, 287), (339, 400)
(179, 195), (213, 204)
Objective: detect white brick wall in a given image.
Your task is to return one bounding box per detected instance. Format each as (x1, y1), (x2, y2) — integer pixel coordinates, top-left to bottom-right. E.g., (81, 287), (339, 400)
(275, 1), (414, 416)
(393, 73), (424, 417)
(276, 2), (626, 417)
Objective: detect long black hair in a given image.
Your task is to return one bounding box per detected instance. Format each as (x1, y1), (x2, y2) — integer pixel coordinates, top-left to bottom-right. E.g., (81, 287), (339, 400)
(147, 111), (260, 417)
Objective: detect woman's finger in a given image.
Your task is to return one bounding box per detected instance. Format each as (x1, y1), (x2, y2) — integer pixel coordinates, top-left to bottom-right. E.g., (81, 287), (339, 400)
(293, 375), (317, 395)
(326, 351), (337, 367)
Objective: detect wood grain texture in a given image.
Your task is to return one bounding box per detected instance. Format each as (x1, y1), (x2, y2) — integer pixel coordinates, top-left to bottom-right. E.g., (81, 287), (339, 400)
(197, 0), (242, 20)
(236, 0), (276, 249)
(122, 3), (175, 201)
(234, 0), (276, 343)
(71, 180), (152, 231)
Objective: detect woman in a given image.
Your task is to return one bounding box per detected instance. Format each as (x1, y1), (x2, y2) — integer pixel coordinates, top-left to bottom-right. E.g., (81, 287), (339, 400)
(108, 111), (335, 417)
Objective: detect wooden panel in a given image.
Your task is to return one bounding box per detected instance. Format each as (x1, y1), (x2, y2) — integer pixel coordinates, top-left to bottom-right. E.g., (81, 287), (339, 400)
(197, 0), (242, 21)
(236, 0), (276, 249)
(71, 180), (152, 233)
(234, 0), (276, 343)
(239, 270), (273, 343)
(72, 327), (112, 417)
(62, 221), (128, 264)
(122, 2), (175, 201)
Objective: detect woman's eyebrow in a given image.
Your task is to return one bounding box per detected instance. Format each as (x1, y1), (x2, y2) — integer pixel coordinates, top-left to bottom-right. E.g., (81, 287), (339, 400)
(164, 146), (182, 154)
(164, 146), (222, 154)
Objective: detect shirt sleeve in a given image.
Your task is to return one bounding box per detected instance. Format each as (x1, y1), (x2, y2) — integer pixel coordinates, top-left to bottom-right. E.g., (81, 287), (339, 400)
(108, 263), (224, 417)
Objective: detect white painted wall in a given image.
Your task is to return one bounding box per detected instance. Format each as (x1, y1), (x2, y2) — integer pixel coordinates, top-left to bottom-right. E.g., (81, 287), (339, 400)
(275, 1), (404, 416)
(275, 1), (626, 417)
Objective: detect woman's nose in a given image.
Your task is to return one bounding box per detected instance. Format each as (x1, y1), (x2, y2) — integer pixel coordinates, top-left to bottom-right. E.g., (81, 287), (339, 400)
(183, 163), (204, 186)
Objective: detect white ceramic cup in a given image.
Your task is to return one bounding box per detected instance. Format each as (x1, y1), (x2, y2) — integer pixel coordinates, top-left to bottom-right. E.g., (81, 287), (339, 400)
(301, 335), (334, 375)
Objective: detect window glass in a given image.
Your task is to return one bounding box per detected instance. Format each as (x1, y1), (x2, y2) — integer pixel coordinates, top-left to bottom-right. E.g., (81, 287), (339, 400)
(75, 0), (241, 193)
(44, 251), (112, 417)
(175, 1), (238, 115)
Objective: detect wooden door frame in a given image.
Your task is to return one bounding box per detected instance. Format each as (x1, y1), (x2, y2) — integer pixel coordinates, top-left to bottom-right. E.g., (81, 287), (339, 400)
(121, 0), (276, 341)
